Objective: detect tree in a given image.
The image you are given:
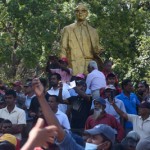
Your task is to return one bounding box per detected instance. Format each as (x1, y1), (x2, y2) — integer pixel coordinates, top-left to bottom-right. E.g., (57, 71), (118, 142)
(0, 0), (149, 82)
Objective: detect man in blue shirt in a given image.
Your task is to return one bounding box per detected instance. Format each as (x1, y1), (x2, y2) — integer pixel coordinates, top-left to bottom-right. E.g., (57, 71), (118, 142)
(116, 79), (140, 133)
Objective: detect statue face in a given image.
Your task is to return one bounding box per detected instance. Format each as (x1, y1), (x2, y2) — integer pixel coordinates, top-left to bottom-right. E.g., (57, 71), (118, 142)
(75, 4), (88, 21)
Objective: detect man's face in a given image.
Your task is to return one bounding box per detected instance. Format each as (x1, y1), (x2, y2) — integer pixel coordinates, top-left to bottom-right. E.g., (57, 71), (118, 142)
(138, 83), (146, 95)
(107, 77), (115, 85)
(2, 123), (12, 133)
(13, 85), (21, 93)
(77, 84), (86, 92)
(124, 82), (133, 93)
(5, 95), (15, 106)
(104, 62), (112, 72)
(87, 65), (92, 73)
(86, 134), (104, 145)
(94, 101), (102, 109)
(24, 85), (32, 95)
(75, 4), (88, 21)
(48, 97), (58, 111)
(50, 75), (59, 87)
(138, 107), (150, 116)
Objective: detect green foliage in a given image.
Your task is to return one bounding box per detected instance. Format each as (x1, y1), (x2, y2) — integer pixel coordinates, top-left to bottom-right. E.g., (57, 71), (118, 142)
(0, 0), (149, 82)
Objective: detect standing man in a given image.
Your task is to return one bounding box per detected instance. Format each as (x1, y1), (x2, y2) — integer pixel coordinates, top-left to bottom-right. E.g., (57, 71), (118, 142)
(137, 80), (150, 102)
(116, 79), (140, 133)
(61, 3), (103, 74)
(86, 60), (106, 99)
(47, 73), (70, 113)
(0, 89), (26, 140)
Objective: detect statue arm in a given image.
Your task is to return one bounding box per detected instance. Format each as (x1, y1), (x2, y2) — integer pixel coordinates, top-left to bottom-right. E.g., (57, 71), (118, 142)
(60, 27), (69, 57)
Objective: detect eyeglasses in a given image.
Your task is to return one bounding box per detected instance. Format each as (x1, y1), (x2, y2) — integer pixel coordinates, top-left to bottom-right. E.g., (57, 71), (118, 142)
(75, 9), (87, 13)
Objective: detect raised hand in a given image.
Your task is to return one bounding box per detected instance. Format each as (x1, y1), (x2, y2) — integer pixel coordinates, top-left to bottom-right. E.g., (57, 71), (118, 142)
(21, 118), (58, 150)
(32, 78), (44, 97)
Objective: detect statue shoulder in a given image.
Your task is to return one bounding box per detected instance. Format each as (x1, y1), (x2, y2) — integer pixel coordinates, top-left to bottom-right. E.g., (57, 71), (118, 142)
(63, 23), (76, 30)
(87, 23), (97, 32)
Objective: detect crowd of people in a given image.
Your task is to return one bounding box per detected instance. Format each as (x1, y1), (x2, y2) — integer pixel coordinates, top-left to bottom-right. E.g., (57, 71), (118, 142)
(0, 56), (149, 150)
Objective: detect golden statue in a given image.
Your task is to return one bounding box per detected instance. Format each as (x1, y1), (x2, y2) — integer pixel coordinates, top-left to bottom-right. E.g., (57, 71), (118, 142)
(61, 3), (103, 75)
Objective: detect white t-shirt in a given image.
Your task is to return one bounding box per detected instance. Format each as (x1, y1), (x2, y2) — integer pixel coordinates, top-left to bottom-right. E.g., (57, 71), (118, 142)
(47, 87), (70, 113)
(0, 106), (26, 140)
(127, 114), (150, 139)
(55, 109), (70, 129)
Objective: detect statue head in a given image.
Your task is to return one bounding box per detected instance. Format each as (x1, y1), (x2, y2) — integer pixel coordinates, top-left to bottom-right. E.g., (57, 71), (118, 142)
(75, 3), (88, 22)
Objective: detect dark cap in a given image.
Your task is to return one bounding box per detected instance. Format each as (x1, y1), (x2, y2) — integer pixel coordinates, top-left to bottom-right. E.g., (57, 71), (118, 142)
(139, 101), (150, 109)
(93, 97), (106, 106)
(76, 80), (86, 86)
(84, 124), (116, 144)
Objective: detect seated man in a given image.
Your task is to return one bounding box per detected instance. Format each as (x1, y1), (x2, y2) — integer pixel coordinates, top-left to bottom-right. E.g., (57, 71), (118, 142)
(112, 100), (150, 139)
(104, 85), (126, 122)
(85, 97), (124, 142)
(47, 95), (70, 129)
(0, 90), (26, 140)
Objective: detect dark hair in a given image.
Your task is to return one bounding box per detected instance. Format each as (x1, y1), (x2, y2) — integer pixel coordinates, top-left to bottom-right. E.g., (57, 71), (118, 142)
(106, 73), (116, 80)
(2, 119), (12, 124)
(47, 95), (59, 103)
(0, 141), (15, 150)
(40, 78), (47, 88)
(51, 73), (61, 81)
(0, 118), (4, 123)
(104, 60), (113, 66)
(139, 80), (149, 91)
(121, 79), (131, 90)
(5, 90), (16, 98)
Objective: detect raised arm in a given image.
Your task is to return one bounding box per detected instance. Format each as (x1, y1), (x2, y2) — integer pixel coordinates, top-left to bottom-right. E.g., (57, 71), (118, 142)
(32, 78), (65, 142)
(111, 101), (128, 120)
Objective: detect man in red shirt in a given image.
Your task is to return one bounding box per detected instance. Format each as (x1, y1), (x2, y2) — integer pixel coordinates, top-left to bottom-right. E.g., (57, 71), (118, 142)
(85, 97), (124, 142)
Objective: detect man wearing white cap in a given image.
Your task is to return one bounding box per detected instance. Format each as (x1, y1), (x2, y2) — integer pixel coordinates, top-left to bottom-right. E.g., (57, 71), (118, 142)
(104, 84), (126, 122)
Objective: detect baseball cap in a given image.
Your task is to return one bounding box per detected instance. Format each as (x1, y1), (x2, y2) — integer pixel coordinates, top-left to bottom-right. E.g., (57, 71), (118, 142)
(0, 134), (17, 147)
(105, 84), (116, 90)
(93, 97), (106, 106)
(60, 57), (68, 63)
(84, 124), (116, 144)
(125, 131), (140, 142)
(139, 101), (150, 109)
(76, 73), (85, 79)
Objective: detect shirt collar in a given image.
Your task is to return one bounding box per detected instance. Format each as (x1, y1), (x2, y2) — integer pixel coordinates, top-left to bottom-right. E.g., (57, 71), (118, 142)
(139, 115), (150, 121)
(4, 105), (17, 113)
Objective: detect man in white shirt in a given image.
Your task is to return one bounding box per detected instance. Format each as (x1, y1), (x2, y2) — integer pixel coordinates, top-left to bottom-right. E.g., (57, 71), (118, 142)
(0, 89), (26, 140)
(104, 85), (126, 122)
(86, 60), (106, 99)
(47, 95), (70, 129)
(112, 100), (150, 139)
(47, 73), (70, 113)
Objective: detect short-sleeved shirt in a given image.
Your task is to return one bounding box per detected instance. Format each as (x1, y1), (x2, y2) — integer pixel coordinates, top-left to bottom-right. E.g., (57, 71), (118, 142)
(105, 98), (126, 122)
(86, 69), (106, 91)
(68, 96), (92, 129)
(47, 87), (70, 113)
(0, 106), (26, 140)
(55, 109), (70, 129)
(116, 92), (140, 128)
(127, 114), (150, 139)
(85, 113), (124, 142)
